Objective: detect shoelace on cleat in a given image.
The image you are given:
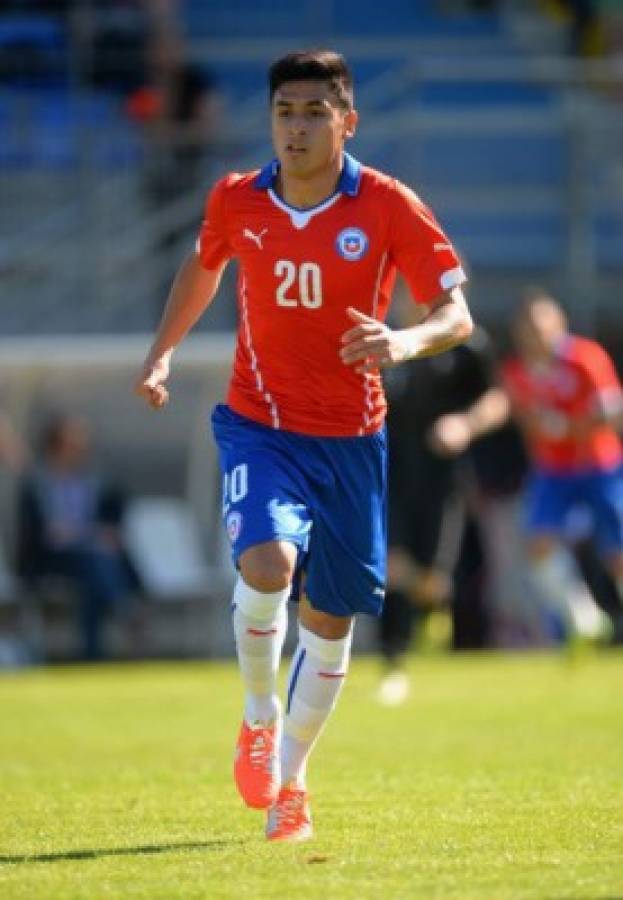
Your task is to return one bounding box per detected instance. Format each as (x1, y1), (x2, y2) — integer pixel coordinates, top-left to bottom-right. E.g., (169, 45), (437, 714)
(248, 730), (273, 773)
(272, 792), (307, 829)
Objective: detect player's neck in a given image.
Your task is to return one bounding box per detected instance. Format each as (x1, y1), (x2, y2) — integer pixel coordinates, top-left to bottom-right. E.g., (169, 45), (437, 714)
(275, 159), (342, 209)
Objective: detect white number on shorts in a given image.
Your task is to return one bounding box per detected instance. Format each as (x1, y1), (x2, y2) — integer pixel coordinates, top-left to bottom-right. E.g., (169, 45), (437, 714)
(222, 463), (248, 514)
(275, 260), (323, 309)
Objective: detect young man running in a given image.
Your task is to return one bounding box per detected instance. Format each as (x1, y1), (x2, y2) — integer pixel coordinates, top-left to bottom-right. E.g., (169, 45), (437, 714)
(135, 49), (473, 842)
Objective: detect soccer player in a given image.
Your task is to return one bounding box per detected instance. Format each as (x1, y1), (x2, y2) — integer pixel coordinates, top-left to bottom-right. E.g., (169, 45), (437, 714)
(379, 298), (515, 704)
(503, 288), (623, 641)
(135, 49), (473, 842)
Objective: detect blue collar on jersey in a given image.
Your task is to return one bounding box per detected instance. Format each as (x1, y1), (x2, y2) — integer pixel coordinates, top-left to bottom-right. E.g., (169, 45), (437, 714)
(253, 151), (362, 197)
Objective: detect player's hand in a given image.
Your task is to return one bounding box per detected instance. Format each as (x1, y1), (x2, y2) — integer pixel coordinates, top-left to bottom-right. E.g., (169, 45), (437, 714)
(134, 356), (170, 410)
(428, 414), (472, 457)
(340, 308), (416, 374)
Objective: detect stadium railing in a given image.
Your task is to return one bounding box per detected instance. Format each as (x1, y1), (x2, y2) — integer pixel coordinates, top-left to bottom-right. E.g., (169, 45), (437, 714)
(1, 41), (623, 336)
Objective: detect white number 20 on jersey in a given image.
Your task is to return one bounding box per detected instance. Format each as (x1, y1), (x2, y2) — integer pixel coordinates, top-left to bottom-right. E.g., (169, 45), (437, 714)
(275, 260), (323, 309)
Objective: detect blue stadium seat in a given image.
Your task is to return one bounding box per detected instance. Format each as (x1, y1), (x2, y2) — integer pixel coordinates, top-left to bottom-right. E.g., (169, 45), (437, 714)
(417, 133), (567, 187)
(594, 209), (623, 268)
(181, 0), (502, 39)
(0, 14), (65, 48)
(446, 211), (566, 268)
(0, 13), (68, 87)
(416, 80), (556, 108)
(0, 88), (143, 170)
(333, 1), (502, 38)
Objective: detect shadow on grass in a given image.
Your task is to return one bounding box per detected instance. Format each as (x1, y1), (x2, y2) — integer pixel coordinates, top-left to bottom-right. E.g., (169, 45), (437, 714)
(0, 840), (240, 866)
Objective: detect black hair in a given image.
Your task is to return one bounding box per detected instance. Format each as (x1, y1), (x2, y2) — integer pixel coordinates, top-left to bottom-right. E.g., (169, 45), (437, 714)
(516, 285), (565, 316)
(512, 286), (568, 330)
(268, 49), (353, 109)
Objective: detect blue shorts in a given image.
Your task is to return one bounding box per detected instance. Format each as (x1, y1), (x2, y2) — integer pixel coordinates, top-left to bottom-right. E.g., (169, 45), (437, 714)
(524, 465), (623, 556)
(211, 404), (387, 617)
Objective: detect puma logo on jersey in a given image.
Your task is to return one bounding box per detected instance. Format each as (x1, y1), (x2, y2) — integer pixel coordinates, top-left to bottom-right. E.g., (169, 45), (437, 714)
(243, 227), (268, 249)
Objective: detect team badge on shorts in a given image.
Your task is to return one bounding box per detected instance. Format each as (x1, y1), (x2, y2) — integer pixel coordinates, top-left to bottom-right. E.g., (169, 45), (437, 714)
(336, 227), (369, 261)
(226, 510), (243, 543)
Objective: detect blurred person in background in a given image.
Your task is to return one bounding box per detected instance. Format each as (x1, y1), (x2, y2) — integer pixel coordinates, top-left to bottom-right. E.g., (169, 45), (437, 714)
(74, 0), (149, 93)
(16, 414), (139, 661)
(0, 408), (30, 665)
(539, 0), (604, 57)
(0, 409), (29, 474)
(599, 0), (623, 75)
(127, 32), (221, 195)
(559, 0), (603, 56)
(378, 291), (521, 705)
(502, 288), (623, 643)
(127, 32), (222, 310)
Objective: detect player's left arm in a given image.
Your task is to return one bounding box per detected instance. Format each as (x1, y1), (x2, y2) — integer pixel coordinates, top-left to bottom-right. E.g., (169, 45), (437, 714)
(340, 287), (473, 375)
(569, 344), (623, 437)
(429, 386), (511, 457)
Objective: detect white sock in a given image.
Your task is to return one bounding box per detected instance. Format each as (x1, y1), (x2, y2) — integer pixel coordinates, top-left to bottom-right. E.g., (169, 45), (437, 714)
(232, 577), (289, 725)
(281, 623), (353, 789)
(530, 549), (592, 633)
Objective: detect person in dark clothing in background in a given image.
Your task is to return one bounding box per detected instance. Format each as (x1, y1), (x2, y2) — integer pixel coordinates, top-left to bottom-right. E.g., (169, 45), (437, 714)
(16, 414), (137, 661)
(559, 0), (602, 57)
(377, 293), (519, 704)
(0, 408), (29, 474)
(127, 33), (221, 199)
(126, 33), (222, 312)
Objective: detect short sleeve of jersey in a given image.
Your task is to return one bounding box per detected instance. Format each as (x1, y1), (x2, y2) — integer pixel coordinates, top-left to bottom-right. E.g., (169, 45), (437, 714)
(196, 176), (233, 270)
(388, 180), (466, 304)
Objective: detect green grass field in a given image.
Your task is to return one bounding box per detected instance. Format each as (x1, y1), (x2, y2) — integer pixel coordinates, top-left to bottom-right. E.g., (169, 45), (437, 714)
(1, 652), (622, 899)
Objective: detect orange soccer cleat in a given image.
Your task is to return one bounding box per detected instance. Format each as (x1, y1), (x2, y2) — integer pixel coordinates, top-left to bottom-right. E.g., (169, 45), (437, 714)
(234, 720), (280, 809)
(266, 784), (313, 842)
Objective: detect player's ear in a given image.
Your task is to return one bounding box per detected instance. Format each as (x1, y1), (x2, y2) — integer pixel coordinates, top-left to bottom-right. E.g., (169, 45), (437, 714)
(343, 108), (358, 141)
(343, 108), (358, 139)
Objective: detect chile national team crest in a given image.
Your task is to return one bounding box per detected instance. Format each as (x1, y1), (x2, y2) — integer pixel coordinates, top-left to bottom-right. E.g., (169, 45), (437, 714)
(336, 227), (369, 261)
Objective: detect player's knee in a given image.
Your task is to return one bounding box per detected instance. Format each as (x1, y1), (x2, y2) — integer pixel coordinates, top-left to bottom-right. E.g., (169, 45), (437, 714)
(299, 595), (353, 639)
(239, 542), (297, 592)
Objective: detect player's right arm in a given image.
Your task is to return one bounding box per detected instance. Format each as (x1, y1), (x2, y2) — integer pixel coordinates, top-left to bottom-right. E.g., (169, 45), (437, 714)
(135, 176), (233, 410)
(134, 253), (227, 409)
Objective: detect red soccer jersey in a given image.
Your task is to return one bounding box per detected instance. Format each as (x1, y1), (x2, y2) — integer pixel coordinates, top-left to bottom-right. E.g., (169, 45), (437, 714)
(502, 335), (623, 471)
(197, 153), (466, 437)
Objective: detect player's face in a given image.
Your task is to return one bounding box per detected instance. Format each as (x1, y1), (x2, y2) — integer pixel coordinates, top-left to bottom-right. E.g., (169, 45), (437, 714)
(514, 298), (567, 359)
(271, 80), (357, 180)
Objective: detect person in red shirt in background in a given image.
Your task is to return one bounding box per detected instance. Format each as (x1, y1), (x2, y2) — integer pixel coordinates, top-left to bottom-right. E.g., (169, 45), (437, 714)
(503, 287), (623, 642)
